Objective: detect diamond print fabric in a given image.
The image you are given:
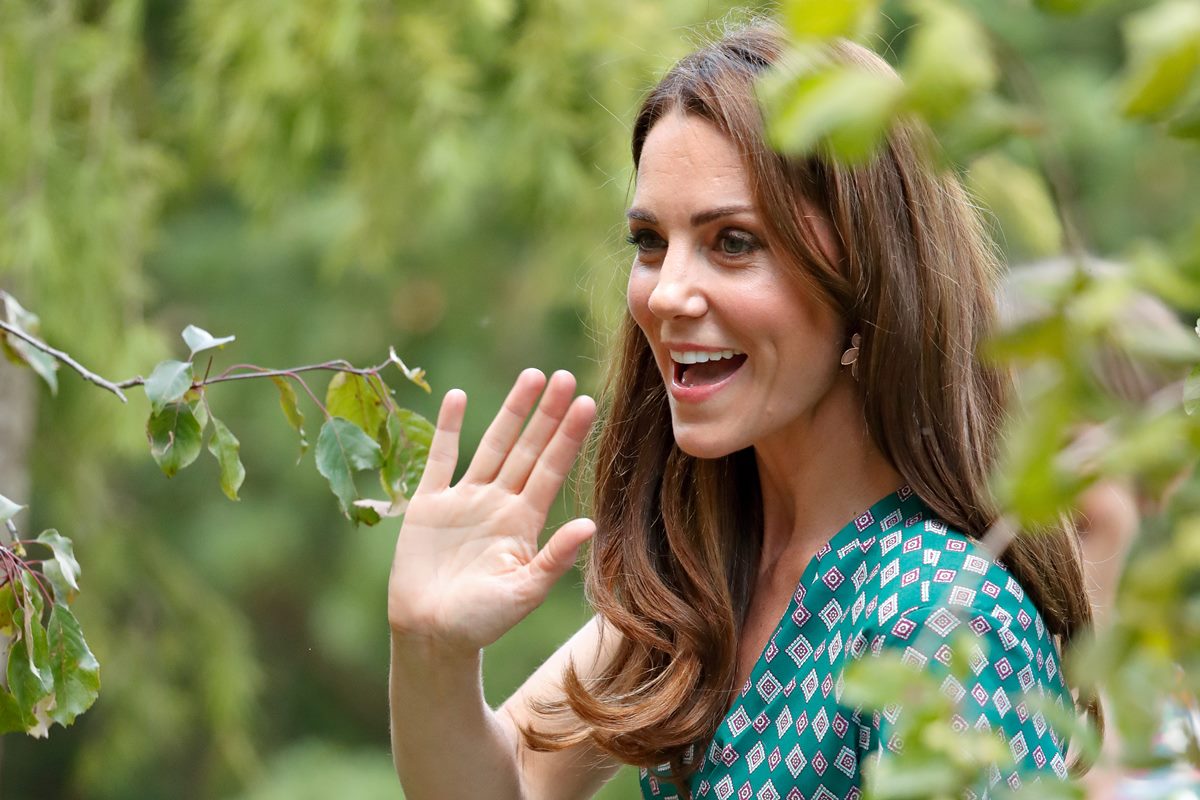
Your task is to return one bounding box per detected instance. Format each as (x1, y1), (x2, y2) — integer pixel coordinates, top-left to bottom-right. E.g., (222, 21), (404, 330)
(638, 488), (1070, 800)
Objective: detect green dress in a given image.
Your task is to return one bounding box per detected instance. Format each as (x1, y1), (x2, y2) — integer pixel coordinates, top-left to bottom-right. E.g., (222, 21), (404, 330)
(639, 487), (1070, 800)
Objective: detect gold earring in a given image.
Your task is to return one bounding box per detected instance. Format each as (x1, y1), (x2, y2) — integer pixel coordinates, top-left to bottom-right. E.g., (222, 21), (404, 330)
(839, 333), (862, 380)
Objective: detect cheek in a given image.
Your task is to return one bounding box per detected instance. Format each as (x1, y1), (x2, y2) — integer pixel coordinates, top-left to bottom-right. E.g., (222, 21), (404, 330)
(626, 267), (656, 330)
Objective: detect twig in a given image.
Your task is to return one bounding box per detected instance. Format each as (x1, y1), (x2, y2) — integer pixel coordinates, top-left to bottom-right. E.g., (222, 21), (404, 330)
(115, 359), (393, 390)
(0, 319), (128, 402)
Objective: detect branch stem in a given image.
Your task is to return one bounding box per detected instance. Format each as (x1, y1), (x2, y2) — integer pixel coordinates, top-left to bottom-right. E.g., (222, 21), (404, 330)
(0, 319), (129, 402)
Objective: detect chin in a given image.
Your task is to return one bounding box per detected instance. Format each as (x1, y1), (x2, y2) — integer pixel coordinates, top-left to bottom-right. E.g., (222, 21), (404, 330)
(671, 427), (743, 460)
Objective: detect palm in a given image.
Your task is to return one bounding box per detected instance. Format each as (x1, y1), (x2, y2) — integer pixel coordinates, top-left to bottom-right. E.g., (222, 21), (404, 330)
(388, 370), (597, 653)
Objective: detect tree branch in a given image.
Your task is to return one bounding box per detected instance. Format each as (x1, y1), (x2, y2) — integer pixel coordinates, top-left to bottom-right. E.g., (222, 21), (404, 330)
(0, 320), (129, 402)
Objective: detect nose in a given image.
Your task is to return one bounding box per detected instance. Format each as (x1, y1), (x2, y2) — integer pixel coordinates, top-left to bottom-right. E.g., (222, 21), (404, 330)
(646, 245), (708, 320)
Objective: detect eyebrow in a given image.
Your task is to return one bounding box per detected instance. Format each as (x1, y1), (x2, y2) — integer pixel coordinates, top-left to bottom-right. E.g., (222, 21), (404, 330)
(625, 204), (756, 227)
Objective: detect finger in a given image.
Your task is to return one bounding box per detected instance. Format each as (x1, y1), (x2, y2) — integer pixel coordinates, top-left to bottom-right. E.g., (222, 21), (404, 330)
(521, 395), (597, 512)
(496, 370), (578, 492)
(526, 517), (596, 593)
(461, 368), (546, 484)
(416, 389), (466, 494)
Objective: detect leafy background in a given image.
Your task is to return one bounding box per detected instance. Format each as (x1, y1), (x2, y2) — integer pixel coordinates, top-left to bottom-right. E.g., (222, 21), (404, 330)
(0, 0), (1198, 798)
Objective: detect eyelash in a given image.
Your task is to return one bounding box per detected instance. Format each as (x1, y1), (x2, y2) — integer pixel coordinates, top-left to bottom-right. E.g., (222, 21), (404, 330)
(625, 229), (762, 257)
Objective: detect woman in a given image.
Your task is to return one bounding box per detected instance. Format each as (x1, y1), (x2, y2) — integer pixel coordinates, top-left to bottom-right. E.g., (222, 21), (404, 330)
(388, 22), (1095, 800)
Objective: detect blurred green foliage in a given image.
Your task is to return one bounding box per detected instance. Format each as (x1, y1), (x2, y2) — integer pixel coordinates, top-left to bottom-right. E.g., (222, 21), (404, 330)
(1, 0), (1200, 799)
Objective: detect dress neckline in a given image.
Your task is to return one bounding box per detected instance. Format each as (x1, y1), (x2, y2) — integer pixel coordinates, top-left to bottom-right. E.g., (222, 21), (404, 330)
(724, 485), (921, 724)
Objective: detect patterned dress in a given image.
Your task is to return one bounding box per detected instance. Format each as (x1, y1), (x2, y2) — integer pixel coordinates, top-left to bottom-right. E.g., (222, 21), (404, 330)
(639, 486), (1071, 800)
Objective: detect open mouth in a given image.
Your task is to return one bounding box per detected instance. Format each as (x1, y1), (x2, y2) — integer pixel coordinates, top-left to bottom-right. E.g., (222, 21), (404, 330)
(670, 349), (748, 388)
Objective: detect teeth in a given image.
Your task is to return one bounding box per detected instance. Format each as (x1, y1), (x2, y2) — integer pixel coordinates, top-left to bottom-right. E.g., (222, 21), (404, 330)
(670, 349), (744, 364)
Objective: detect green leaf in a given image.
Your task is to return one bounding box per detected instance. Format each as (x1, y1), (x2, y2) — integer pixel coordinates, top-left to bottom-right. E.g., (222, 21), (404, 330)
(1033, 0), (1107, 14)
(764, 64), (904, 162)
(1118, 0), (1200, 120)
(0, 493), (23, 524)
(7, 573), (53, 736)
(783, 0), (880, 40)
(186, 387), (210, 432)
(380, 409), (435, 501)
(1188, 365), (1200, 416)
(967, 153), (1064, 258)
(36, 530), (80, 605)
(1167, 100), (1200, 138)
(144, 360), (195, 415)
(316, 418), (384, 525)
(44, 604), (100, 728)
(271, 376), (308, 458)
(1, 292), (59, 394)
(207, 416), (246, 501)
(146, 402), (204, 478)
(181, 324), (236, 357)
(901, 0), (997, 123)
(325, 372), (388, 441)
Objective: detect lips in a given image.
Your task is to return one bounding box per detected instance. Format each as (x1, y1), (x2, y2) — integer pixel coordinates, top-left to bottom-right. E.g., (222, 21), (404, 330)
(675, 353), (748, 387)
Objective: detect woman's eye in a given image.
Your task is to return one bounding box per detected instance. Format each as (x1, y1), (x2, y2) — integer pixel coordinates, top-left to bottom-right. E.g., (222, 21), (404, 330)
(717, 230), (760, 256)
(626, 230), (666, 252)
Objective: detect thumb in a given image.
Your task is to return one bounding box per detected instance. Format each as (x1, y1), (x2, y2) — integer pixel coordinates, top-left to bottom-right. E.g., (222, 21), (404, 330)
(527, 517), (596, 591)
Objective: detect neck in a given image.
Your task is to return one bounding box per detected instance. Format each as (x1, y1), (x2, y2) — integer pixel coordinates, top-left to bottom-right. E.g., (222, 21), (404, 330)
(753, 379), (903, 576)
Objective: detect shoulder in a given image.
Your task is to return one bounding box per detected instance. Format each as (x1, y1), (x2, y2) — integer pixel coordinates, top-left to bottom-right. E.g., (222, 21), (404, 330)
(862, 511), (1039, 634)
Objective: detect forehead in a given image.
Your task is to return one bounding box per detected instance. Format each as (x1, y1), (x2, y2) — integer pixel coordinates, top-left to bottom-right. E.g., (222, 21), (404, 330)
(632, 112), (753, 210)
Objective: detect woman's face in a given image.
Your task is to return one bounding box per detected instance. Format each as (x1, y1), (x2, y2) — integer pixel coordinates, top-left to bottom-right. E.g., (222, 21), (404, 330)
(626, 111), (848, 459)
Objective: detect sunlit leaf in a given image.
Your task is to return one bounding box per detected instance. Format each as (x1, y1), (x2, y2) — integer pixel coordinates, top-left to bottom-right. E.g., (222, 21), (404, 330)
(325, 372), (388, 442)
(207, 416), (246, 501)
(316, 417), (384, 525)
(1118, 0), (1200, 120)
(783, 0), (880, 41)
(0, 493), (23, 524)
(764, 64), (904, 162)
(144, 360), (195, 415)
(1187, 365), (1200, 416)
(36, 530), (80, 605)
(1, 292), (59, 394)
(271, 376), (309, 459)
(45, 605), (100, 728)
(181, 324), (236, 357)
(901, 0), (997, 123)
(146, 402), (204, 477)
(967, 152), (1064, 258)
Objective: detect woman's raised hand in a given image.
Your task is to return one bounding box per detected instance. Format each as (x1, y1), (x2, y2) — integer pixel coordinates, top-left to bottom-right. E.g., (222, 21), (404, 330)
(387, 369), (598, 655)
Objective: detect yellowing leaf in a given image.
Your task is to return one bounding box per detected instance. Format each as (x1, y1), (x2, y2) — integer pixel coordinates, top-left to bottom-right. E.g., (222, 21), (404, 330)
(207, 416), (246, 501)
(325, 372), (388, 442)
(271, 376), (309, 459)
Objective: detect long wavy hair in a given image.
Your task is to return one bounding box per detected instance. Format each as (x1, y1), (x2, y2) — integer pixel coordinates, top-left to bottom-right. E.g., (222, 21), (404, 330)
(526, 21), (1097, 793)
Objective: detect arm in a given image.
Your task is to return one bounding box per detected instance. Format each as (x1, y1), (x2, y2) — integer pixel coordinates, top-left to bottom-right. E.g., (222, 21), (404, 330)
(387, 370), (617, 800)
(390, 617), (621, 800)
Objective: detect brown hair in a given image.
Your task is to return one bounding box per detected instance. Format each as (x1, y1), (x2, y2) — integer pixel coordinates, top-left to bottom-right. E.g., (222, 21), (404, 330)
(527, 20), (1097, 792)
